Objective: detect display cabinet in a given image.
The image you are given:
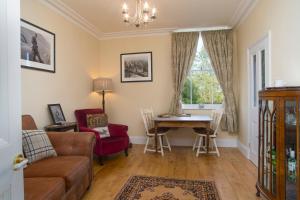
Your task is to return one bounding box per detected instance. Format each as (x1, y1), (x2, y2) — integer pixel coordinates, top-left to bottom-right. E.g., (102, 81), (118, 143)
(257, 87), (300, 200)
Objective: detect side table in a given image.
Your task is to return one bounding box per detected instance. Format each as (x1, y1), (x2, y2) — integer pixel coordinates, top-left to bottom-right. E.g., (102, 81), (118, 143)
(44, 122), (78, 132)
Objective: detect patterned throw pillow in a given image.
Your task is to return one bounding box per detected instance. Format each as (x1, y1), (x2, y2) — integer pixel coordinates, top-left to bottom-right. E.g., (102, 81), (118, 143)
(93, 126), (110, 138)
(86, 113), (108, 128)
(22, 130), (57, 164)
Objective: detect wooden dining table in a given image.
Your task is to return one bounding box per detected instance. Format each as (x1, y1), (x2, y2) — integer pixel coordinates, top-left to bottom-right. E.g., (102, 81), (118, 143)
(154, 115), (212, 153)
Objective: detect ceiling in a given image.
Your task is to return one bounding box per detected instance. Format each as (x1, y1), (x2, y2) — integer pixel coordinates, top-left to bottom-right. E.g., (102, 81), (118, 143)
(42, 0), (256, 39)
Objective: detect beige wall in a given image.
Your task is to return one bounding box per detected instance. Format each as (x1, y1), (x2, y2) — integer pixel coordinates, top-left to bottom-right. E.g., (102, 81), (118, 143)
(21, 0), (100, 128)
(236, 0), (300, 145)
(99, 35), (236, 144)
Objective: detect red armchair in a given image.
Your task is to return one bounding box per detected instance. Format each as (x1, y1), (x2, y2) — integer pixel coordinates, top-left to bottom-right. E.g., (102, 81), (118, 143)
(75, 109), (129, 164)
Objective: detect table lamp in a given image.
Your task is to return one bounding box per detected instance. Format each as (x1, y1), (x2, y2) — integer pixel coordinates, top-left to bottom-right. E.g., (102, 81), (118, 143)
(93, 78), (113, 113)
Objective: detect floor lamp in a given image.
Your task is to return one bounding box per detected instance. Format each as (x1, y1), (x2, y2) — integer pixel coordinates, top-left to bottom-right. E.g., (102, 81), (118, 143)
(93, 78), (113, 113)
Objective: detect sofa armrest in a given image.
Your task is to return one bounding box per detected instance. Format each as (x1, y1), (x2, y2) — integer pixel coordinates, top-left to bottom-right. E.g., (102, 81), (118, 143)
(47, 132), (95, 157)
(108, 123), (129, 137)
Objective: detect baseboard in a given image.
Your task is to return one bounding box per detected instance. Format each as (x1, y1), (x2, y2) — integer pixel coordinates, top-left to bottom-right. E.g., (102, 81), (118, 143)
(129, 136), (238, 148)
(238, 141), (250, 159)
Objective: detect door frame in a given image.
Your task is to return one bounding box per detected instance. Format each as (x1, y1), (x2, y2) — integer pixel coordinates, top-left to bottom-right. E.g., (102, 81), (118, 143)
(247, 31), (272, 166)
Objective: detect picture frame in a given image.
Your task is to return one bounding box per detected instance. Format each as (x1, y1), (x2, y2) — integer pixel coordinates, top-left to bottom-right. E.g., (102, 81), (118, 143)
(21, 19), (56, 73)
(48, 104), (66, 124)
(120, 52), (153, 83)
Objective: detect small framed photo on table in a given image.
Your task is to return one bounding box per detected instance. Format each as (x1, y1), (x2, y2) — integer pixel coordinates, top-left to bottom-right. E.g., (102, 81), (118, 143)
(48, 104), (66, 124)
(120, 52), (152, 83)
(21, 19), (55, 73)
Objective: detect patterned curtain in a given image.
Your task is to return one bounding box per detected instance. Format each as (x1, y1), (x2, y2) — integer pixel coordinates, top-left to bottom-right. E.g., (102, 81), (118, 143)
(169, 32), (199, 114)
(201, 30), (238, 133)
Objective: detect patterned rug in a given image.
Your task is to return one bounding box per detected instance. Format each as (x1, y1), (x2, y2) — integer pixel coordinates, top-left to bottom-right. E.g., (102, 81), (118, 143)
(115, 176), (220, 200)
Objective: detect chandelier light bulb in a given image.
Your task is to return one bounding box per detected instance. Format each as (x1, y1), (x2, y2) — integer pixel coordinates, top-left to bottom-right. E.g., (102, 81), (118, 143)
(123, 13), (129, 22)
(122, 3), (128, 13)
(151, 7), (157, 18)
(143, 1), (149, 13)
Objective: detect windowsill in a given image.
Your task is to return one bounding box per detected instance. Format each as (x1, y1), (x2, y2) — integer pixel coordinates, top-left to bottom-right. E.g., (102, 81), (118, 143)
(182, 104), (223, 110)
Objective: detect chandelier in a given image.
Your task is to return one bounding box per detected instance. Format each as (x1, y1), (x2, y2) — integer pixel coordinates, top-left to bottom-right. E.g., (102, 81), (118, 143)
(122, 0), (157, 27)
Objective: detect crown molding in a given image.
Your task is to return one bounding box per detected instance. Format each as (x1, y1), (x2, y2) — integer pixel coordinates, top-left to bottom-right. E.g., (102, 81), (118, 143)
(40, 0), (102, 39)
(100, 26), (235, 40)
(99, 28), (175, 40)
(230, 0), (259, 28)
(40, 0), (257, 41)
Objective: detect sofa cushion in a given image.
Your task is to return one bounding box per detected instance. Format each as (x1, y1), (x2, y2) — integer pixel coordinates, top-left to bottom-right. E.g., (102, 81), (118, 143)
(22, 130), (57, 164)
(24, 156), (89, 190)
(24, 177), (65, 200)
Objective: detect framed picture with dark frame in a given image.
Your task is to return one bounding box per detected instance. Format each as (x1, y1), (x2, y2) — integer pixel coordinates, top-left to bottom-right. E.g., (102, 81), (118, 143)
(120, 52), (153, 83)
(21, 19), (56, 73)
(48, 104), (66, 124)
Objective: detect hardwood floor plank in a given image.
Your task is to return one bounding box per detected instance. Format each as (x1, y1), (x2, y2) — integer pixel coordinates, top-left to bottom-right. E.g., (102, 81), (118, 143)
(83, 145), (259, 200)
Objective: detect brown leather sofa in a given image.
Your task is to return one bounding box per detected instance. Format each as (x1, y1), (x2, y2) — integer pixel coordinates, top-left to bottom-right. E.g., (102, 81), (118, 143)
(22, 115), (96, 200)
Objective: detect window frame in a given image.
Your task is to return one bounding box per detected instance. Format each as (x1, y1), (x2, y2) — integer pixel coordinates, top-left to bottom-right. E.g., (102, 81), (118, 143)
(182, 103), (223, 110)
(181, 36), (224, 110)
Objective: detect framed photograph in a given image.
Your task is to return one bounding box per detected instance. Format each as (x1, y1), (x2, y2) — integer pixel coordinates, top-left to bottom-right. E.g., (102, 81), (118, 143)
(21, 19), (55, 73)
(120, 52), (152, 82)
(48, 104), (66, 124)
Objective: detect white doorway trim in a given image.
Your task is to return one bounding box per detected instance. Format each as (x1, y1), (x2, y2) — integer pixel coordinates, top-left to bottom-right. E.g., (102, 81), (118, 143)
(0, 0), (23, 199)
(247, 31), (272, 166)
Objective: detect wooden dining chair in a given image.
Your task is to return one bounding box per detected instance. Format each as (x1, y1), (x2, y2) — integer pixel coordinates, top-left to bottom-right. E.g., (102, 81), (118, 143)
(192, 109), (223, 157)
(140, 108), (171, 156)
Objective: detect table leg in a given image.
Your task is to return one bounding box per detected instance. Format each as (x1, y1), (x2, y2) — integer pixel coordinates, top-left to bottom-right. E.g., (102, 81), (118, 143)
(154, 123), (158, 153)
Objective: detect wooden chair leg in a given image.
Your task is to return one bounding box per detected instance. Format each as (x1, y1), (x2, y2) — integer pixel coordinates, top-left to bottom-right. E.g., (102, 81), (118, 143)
(213, 138), (220, 157)
(193, 135), (199, 151)
(125, 148), (129, 157)
(196, 136), (203, 157)
(164, 135), (171, 151)
(159, 136), (164, 156)
(144, 137), (150, 154)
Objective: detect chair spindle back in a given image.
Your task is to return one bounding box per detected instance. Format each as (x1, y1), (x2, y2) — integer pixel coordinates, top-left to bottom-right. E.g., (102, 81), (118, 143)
(140, 108), (155, 136)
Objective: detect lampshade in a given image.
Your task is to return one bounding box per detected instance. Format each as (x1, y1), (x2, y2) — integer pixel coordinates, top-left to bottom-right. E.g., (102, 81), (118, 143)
(93, 78), (113, 92)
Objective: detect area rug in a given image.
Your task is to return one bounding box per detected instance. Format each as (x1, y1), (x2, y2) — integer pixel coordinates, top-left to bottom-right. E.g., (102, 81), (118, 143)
(115, 175), (220, 200)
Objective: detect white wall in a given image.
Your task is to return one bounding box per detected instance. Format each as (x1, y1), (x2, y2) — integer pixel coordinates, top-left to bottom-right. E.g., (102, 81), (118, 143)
(21, 0), (101, 128)
(236, 0), (300, 146)
(99, 35), (237, 146)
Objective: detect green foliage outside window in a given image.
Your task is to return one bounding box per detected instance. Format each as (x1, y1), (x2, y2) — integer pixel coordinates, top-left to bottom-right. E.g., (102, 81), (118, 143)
(182, 44), (224, 105)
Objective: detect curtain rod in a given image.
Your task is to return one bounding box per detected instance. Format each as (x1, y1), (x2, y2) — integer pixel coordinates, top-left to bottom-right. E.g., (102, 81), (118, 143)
(173, 26), (232, 33)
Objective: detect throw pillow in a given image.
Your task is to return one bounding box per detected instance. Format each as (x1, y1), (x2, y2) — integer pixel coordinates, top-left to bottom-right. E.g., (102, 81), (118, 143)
(86, 113), (108, 128)
(22, 130), (57, 164)
(93, 126), (111, 138)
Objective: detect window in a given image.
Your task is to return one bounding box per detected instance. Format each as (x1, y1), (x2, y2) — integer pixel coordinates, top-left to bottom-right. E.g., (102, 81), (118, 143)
(182, 36), (224, 110)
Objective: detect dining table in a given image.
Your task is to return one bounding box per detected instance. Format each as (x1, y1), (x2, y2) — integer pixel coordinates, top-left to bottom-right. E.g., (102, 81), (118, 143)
(153, 114), (213, 153)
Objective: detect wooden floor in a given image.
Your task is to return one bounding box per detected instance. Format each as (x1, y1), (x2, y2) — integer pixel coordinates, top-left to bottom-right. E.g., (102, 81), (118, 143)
(83, 145), (260, 200)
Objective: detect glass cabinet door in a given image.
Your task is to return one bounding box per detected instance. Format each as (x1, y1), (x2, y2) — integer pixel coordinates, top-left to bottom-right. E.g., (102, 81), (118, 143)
(285, 100), (297, 200)
(259, 99), (277, 196)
